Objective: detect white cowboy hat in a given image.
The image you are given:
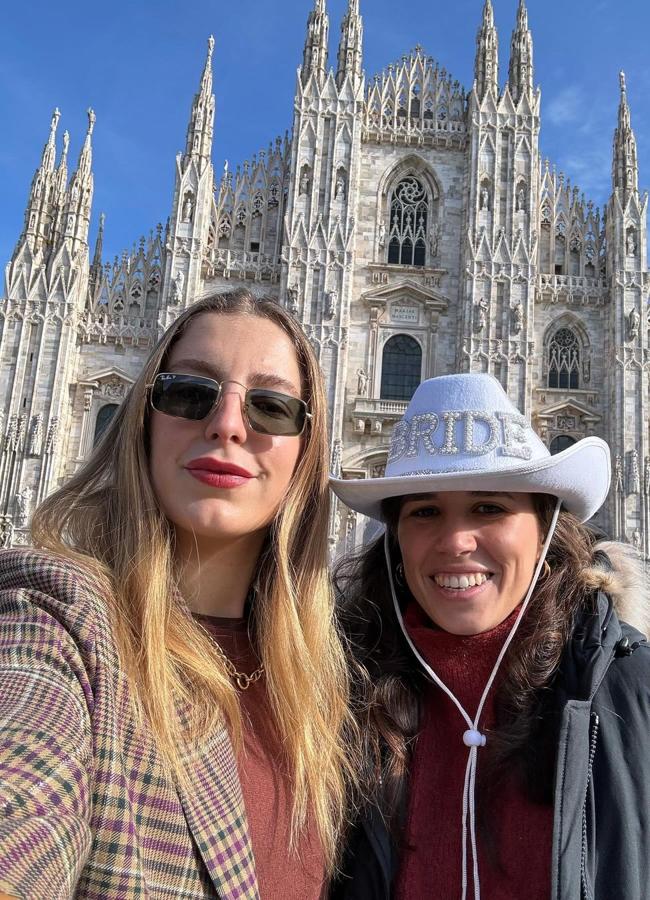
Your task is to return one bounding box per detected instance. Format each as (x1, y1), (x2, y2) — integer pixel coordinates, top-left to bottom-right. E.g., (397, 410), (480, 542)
(331, 373), (611, 523)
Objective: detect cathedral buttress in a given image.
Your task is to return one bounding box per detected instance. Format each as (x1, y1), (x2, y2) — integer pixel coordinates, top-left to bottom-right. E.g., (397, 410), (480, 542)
(284, 0), (364, 548)
(463, 0), (539, 414)
(161, 36), (216, 322)
(606, 73), (649, 547)
(0, 109), (96, 538)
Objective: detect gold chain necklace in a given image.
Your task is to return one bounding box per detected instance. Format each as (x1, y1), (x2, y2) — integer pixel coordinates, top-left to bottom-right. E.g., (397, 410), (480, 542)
(210, 637), (264, 691)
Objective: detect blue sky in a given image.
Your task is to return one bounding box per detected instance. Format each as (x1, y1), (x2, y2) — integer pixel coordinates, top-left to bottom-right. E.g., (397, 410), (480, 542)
(1, 0), (649, 268)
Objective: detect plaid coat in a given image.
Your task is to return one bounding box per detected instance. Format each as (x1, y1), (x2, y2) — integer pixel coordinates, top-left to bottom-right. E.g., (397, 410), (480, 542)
(0, 548), (259, 900)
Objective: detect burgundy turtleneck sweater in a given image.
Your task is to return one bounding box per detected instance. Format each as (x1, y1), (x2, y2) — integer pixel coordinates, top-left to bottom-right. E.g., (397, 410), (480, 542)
(395, 602), (553, 900)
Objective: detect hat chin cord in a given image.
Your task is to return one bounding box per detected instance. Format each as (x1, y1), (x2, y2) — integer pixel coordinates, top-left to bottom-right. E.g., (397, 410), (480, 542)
(384, 497), (562, 900)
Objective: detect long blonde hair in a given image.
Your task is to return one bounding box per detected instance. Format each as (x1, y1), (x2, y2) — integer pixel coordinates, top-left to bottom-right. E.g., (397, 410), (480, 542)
(32, 288), (356, 870)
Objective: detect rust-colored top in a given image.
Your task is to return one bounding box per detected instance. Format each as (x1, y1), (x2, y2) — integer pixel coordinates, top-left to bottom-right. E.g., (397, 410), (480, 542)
(195, 614), (325, 900)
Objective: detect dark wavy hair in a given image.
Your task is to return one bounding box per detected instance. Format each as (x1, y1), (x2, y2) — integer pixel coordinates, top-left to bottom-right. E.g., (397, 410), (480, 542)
(336, 493), (598, 825)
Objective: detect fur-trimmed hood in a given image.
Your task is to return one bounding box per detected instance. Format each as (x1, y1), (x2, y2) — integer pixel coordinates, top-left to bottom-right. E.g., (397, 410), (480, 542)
(582, 539), (650, 639)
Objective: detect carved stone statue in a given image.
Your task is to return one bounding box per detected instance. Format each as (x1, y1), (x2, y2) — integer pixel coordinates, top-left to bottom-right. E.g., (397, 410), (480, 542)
(473, 297), (489, 333)
(627, 232), (637, 256)
(15, 486), (33, 528)
(356, 368), (368, 396)
(170, 269), (185, 304)
(182, 194), (194, 223)
(299, 170), (310, 195)
(326, 289), (338, 319)
(516, 188), (526, 212)
(0, 516), (13, 549)
(480, 186), (490, 211)
(615, 455), (624, 493)
(378, 223), (386, 249)
(335, 174), (346, 201)
(628, 306), (640, 341)
(632, 527), (642, 550)
(511, 301), (524, 334)
(287, 286), (299, 316)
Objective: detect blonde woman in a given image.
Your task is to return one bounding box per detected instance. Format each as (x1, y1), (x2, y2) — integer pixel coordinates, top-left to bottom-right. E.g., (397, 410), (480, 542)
(0, 289), (356, 899)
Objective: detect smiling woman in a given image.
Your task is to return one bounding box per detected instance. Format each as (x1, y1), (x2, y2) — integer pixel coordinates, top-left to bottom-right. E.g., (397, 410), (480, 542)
(331, 373), (650, 900)
(0, 288), (359, 899)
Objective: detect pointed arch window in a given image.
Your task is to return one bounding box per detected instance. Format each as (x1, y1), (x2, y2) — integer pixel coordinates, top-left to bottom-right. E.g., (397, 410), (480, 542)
(380, 334), (422, 401)
(388, 176), (428, 267)
(548, 327), (580, 390)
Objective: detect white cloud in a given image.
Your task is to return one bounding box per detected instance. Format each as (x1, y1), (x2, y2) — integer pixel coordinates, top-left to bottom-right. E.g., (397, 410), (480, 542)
(545, 86), (585, 126)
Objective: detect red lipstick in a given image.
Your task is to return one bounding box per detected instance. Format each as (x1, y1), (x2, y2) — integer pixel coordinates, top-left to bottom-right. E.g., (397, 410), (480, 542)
(185, 457), (254, 489)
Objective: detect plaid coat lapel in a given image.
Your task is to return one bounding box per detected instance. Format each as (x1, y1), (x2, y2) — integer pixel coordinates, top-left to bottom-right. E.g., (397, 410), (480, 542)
(177, 723), (259, 900)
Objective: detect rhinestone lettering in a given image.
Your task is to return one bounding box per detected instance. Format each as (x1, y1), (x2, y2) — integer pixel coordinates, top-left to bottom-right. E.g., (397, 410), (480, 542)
(463, 411), (499, 455)
(497, 412), (533, 460)
(440, 411), (462, 455)
(405, 413), (439, 458)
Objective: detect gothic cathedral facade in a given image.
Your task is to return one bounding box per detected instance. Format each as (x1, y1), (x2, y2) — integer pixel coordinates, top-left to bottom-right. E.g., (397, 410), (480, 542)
(1, 1), (648, 555)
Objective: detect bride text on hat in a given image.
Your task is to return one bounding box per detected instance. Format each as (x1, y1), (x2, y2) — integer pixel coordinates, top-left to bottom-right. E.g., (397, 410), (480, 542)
(387, 411), (533, 463)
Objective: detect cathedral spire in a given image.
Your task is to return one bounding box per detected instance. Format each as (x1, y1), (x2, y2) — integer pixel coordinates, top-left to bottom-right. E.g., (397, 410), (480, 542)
(62, 109), (95, 249)
(508, 0), (533, 104)
(41, 108), (61, 173)
(336, 0), (363, 88)
(302, 0), (329, 86)
(474, 0), (499, 101)
(20, 109), (62, 252)
(73, 109), (96, 184)
(92, 212), (105, 270)
(88, 212), (105, 304)
(612, 71), (638, 201)
(184, 35), (216, 169)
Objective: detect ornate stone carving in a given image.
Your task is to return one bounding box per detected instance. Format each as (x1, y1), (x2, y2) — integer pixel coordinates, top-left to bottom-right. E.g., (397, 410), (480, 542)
(100, 377), (127, 400)
(28, 414), (43, 456)
(45, 417), (59, 454)
(331, 439), (343, 478)
(629, 449), (641, 494)
(511, 301), (524, 334)
(15, 486), (33, 528)
(287, 285), (299, 316)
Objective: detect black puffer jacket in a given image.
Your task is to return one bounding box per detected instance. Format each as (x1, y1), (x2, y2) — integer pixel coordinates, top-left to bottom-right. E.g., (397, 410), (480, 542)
(333, 548), (650, 899)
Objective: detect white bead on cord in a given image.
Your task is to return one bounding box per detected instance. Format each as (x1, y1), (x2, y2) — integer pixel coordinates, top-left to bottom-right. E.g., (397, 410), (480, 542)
(463, 729), (486, 748)
(384, 496), (561, 900)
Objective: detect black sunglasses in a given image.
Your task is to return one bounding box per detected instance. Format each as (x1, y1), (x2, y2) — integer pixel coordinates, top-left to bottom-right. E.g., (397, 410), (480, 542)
(149, 372), (311, 436)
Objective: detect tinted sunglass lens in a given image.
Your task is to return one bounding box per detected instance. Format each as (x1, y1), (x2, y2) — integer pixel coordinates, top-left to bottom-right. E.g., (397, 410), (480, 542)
(153, 376), (218, 420)
(247, 390), (306, 436)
